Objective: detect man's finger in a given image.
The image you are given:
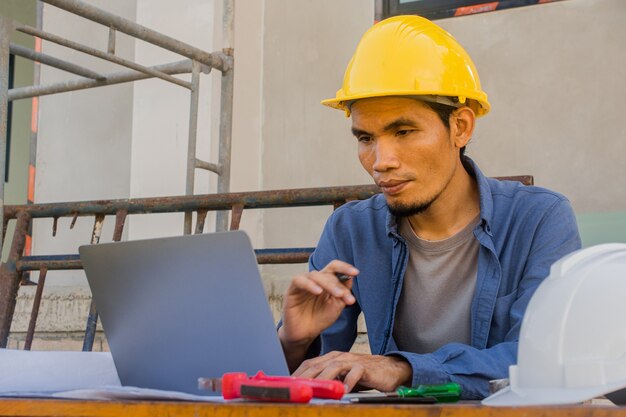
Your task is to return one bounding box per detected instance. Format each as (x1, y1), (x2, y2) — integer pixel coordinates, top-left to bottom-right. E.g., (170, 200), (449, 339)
(321, 260), (359, 277)
(342, 364), (366, 392)
(290, 274), (323, 295)
(316, 361), (353, 382)
(292, 351), (344, 378)
(306, 271), (355, 303)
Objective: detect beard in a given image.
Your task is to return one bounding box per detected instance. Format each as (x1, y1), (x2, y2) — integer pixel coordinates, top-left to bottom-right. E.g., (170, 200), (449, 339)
(387, 198), (434, 217)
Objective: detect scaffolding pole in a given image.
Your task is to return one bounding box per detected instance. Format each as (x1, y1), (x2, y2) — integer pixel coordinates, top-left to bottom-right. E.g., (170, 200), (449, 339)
(184, 61), (202, 234)
(215, 0), (235, 232)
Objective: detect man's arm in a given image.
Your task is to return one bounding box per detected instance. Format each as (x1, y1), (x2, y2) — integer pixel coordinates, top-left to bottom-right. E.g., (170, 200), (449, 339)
(278, 260), (359, 372)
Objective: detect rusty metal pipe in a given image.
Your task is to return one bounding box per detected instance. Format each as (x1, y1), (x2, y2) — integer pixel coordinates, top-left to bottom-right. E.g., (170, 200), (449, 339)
(82, 214), (106, 351)
(195, 209), (208, 234)
(0, 211), (32, 348)
(17, 254), (82, 271)
(4, 185), (381, 220)
(4, 177), (531, 221)
(24, 268), (47, 350)
(16, 247), (317, 272)
(82, 298), (98, 352)
(229, 203), (244, 231)
(112, 210), (127, 242)
(255, 248), (314, 264)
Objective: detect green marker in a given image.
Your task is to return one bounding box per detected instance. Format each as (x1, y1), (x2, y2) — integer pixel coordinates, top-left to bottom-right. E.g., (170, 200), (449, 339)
(395, 382), (461, 403)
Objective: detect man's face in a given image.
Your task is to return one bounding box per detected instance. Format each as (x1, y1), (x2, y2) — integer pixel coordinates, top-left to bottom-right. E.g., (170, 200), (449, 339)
(350, 97), (462, 217)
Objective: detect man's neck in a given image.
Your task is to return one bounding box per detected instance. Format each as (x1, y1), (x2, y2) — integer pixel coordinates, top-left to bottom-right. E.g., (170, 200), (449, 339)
(407, 162), (480, 241)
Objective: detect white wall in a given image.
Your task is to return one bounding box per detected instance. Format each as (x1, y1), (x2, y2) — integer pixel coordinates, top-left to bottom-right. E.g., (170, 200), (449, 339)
(35, 0), (136, 286)
(127, 0), (215, 240)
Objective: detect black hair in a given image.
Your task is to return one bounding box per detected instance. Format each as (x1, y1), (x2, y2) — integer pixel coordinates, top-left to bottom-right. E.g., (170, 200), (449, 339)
(422, 101), (467, 162)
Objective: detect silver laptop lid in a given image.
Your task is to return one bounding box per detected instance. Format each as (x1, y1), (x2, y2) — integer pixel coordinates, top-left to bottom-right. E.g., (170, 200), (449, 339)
(79, 231), (289, 395)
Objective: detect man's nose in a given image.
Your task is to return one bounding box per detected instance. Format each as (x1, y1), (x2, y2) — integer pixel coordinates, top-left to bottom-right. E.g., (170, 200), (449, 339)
(372, 138), (401, 172)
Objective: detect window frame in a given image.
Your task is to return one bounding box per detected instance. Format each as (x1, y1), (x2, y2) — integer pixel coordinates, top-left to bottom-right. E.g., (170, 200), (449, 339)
(381, 0), (563, 20)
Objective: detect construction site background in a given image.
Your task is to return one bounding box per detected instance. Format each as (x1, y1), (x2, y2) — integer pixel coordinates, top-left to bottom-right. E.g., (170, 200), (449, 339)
(2, 0), (625, 351)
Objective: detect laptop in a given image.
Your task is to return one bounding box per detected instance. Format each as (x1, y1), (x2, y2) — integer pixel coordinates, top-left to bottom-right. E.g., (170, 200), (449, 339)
(79, 230), (289, 396)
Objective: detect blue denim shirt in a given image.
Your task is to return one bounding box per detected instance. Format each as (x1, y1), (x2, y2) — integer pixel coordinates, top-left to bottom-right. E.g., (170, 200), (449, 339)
(307, 159), (581, 399)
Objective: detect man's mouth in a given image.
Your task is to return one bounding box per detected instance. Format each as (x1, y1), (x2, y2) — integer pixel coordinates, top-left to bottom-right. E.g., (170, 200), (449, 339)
(377, 180), (410, 196)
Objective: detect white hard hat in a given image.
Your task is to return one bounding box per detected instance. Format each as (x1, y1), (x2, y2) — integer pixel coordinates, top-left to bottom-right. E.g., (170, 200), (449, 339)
(483, 243), (626, 406)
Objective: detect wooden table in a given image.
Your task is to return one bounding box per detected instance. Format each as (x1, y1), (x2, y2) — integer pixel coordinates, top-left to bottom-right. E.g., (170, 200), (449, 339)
(1, 398), (625, 417)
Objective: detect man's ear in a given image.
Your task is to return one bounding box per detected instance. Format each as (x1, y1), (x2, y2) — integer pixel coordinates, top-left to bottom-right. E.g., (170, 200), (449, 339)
(451, 107), (475, 149)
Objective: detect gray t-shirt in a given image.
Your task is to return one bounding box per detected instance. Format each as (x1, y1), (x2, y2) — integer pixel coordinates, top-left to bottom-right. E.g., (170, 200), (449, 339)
(393, 215), (480, 354)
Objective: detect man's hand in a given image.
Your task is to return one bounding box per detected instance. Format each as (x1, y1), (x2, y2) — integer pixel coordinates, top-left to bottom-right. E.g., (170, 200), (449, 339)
(278, 260), (359, 370)
(293, 351), (413, 392)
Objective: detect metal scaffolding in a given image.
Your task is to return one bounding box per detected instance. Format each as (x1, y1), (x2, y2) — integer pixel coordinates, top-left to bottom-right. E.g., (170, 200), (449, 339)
(0, 0), (236, 254)
(0, 0), (236, 350)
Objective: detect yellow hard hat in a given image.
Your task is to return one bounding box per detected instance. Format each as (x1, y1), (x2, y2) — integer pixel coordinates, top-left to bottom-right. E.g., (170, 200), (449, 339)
(322, 15), (490, 117)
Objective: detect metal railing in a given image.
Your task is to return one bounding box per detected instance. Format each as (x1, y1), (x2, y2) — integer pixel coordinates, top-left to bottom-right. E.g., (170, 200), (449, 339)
(0, 184), (382, 350)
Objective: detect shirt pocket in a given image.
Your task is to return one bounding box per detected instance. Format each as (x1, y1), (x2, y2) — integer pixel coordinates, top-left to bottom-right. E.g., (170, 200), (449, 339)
(489, 290), (518, 344)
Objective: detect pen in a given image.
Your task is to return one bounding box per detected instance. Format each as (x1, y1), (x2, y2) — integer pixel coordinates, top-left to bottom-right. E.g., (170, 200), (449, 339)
(350, 396), (437, 404)
(334, 272), (354, 282)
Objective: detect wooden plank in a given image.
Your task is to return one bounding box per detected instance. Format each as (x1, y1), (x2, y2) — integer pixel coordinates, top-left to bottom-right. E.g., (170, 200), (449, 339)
(0, 399), (624, 417)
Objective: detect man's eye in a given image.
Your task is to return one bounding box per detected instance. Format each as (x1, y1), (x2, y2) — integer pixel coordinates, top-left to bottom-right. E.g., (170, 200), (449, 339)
(396, 129), (410, 137)
(357, 136), (372, 143)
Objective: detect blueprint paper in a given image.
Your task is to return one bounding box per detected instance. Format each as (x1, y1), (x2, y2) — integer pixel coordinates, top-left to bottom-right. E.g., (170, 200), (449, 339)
(0, 348), (120, 392)
(51, 385), (226, 402)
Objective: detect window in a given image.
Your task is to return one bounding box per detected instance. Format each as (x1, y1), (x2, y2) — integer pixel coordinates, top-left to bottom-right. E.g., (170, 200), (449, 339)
(381, 0), (563, 20)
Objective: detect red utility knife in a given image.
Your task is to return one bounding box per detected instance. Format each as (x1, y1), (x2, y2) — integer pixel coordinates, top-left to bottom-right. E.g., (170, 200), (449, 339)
(198, 371), (345, 403)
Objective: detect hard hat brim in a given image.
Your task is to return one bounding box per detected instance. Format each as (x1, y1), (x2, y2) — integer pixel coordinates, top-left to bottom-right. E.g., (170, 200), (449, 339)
(482, 380), (626, 406)
(321, 90), (490, 118)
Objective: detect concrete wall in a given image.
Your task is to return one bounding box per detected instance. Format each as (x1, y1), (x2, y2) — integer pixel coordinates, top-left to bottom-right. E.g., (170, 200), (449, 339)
(436, 0), (626, 216)
(257, 0), (375, 285)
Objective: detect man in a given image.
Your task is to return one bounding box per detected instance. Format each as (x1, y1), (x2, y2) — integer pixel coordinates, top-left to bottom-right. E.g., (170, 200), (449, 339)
(277, 15), (581, 399)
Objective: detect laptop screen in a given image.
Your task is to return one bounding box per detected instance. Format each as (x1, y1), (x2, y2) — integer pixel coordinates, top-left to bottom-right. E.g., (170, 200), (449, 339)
(80, 231), (289, 395)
